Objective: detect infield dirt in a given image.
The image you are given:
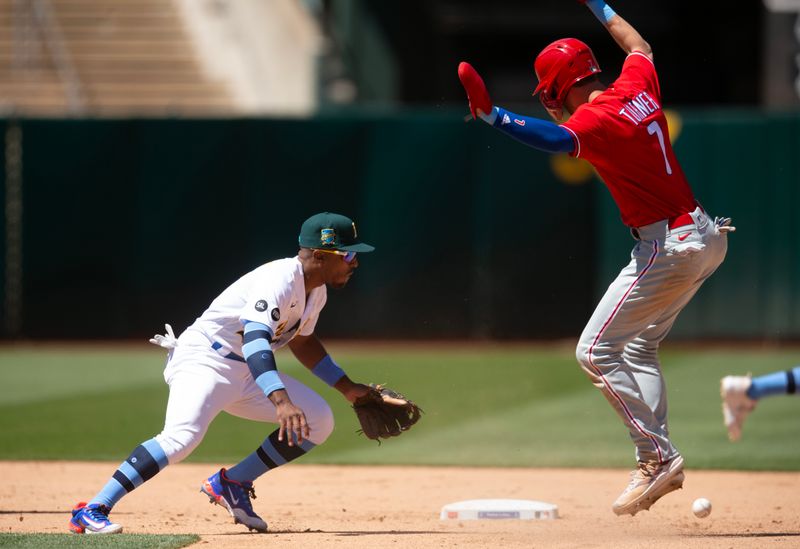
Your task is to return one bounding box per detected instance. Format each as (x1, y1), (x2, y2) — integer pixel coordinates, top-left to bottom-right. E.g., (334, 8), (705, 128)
(2, 461), (799, 548)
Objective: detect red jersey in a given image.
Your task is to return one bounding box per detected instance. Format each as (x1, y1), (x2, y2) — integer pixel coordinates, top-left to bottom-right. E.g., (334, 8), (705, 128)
(561, 51), (696, 228)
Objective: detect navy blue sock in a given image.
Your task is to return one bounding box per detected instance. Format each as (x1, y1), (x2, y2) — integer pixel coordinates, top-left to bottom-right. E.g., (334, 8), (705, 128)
(89, 438), (169, 508)
(226, 430), (316, 483)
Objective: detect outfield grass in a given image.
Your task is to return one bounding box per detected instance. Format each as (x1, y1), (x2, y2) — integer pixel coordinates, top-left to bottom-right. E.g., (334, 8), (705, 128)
(0, 533), (199, 548)
(1, 343), (798, 470)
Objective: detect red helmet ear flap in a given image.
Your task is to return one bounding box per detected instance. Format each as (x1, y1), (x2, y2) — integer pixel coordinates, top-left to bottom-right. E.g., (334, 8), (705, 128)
(538, 87), (563, 111)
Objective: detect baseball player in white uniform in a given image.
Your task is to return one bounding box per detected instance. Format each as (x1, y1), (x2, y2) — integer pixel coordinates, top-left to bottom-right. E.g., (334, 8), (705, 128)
(69, 212), (375, 534)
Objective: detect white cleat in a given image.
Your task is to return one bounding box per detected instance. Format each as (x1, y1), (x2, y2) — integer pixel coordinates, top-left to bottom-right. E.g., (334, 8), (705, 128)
(68, 502), (123, 534)
(721, 375), (757, 442)
(612, 455), (685, 516)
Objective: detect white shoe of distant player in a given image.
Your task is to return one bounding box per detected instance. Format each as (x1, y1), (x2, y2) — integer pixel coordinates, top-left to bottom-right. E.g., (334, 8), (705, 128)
(721, 375), (757, 442)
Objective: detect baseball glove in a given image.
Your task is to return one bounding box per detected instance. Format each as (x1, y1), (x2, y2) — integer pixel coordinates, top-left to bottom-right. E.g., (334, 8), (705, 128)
(352, 384), (422, 441)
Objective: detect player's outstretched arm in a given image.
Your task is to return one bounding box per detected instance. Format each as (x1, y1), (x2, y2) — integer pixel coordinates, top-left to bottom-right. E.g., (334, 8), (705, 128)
(289, 334), (371, 403)
(457, 62), (574, 154)
(288, 335), (418, 443)
(581, 0), (652, 59)
(490, 108), (575, 154)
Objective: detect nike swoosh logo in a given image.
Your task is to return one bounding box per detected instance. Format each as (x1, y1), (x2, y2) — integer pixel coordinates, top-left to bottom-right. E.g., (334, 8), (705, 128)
(83, 516), (106, 528)
(678, 232), (691, 241)
(229, 489), (239, 505)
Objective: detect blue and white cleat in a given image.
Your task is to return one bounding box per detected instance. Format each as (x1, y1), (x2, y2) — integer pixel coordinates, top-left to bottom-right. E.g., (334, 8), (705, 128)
(200, 468), (268, 532)
(68, 502), (123, 534)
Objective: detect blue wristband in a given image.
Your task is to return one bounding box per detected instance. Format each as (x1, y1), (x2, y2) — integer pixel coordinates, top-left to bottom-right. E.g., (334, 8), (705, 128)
(312, 355), (346, 387)
(586, 0), (616, 24)
(255, 370), (285, 396)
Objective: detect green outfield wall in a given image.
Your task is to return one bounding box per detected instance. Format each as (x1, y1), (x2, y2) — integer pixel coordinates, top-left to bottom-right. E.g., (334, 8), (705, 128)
(1, 111), (798, 340)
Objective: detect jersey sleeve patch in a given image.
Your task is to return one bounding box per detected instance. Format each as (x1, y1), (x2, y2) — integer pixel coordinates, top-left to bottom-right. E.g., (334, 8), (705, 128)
(253, 299), (281, 322)
(243, 286), (291, 332)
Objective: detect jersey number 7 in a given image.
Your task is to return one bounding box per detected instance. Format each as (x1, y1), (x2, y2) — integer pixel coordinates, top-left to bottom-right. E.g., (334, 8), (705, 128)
(647, 121), (673, 175)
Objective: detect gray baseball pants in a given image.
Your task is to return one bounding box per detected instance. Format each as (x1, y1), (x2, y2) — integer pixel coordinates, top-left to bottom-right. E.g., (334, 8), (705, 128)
(576, 207), (728, 464)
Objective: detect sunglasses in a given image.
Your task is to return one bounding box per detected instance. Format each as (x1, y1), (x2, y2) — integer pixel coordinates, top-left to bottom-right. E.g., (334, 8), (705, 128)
(315, 249), (357, 264)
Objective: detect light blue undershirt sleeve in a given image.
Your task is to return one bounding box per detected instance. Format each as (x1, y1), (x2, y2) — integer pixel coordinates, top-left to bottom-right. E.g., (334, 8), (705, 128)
(311, 355), (346, 387)
(241, 320), (285, 396)
(585, 0), (617, 24)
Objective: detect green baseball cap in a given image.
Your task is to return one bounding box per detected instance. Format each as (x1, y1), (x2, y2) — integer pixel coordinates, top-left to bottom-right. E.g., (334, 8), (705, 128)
(298, 212), (375, 252)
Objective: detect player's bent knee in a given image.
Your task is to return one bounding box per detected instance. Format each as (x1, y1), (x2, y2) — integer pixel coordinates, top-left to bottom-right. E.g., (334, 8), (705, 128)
(575, 341), (605, 385)
(575, 340), (592, 368)
(307, 404), (335, 445)
(155, 427), (204, 464)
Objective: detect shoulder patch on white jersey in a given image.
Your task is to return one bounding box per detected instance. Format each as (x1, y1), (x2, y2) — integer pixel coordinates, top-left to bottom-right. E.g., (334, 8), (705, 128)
(270, 307), (280, 321)
(254, 299), (268, 312)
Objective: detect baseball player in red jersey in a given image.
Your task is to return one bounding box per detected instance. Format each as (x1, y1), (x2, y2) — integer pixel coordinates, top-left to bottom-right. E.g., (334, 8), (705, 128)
(458, 0), (734, 516)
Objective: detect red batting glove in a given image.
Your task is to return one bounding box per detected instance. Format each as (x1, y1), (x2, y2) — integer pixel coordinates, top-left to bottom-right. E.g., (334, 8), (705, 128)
(457, 62), (493, 120)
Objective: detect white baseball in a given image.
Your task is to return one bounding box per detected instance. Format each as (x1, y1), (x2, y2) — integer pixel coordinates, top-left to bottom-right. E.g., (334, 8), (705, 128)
(692, 497), (712, 518)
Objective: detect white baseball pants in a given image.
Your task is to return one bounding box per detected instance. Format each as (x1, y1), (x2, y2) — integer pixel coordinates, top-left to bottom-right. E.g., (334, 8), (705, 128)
(153, 332), (334, 464)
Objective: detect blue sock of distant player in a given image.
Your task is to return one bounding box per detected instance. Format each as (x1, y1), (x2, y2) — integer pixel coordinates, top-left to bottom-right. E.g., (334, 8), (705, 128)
(225, 430), (316, 483)
(747, 366), (800, 399)
(89, 438), (169, 508)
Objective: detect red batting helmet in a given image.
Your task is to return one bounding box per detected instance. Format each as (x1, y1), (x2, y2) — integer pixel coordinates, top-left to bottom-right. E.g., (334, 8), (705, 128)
(533, 38), (601, 110)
